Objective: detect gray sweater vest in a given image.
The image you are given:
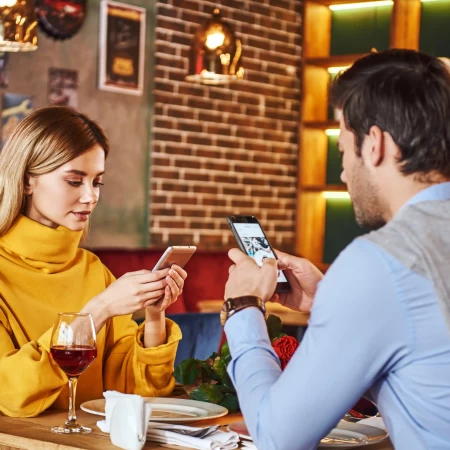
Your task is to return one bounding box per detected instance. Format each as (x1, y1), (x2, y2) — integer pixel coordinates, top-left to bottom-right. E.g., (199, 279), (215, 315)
(360, 200), (450, 334)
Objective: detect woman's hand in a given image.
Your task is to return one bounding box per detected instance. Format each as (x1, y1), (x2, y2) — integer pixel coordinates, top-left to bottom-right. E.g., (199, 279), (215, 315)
(82, 269), (171, 332)
(144, 265), (187, 348)
(146, 265), (187, 315)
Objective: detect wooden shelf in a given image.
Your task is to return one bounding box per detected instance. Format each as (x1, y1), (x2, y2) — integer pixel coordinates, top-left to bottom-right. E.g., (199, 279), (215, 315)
(302, 185), (347, 193)
(306, 53), (369, 68)
(303, 121), (339, 130)
(298, 0), (422, 266)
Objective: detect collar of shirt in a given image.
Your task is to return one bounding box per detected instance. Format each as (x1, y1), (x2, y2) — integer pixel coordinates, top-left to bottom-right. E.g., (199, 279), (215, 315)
(403, 182), (450, 209)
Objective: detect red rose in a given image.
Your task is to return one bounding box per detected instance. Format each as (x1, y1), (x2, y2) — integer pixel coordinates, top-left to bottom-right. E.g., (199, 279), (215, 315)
(272, 336), (299, 370)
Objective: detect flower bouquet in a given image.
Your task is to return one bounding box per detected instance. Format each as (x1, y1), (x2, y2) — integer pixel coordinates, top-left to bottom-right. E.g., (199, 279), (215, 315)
(173, 315), (299, 413)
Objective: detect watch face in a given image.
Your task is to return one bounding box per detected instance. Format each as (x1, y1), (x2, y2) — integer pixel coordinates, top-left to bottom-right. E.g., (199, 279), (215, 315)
(220, 310), (227, 327)
(35, 0), (87, 40)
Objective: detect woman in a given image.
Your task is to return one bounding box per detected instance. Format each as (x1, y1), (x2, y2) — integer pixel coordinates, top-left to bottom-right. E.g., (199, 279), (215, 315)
(0, 107), (185, 417)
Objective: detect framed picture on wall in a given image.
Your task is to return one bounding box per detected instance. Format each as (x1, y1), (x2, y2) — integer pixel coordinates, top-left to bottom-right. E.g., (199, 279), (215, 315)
(98, 0), (146, 96)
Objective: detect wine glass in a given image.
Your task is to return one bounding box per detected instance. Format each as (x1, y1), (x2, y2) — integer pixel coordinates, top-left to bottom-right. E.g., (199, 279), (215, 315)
(50, 312), (97, 434)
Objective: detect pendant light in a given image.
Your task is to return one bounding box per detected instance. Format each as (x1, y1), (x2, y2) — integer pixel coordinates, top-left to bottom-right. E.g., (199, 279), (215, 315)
(186, 8), (243, 85)
(0, 0), (38, 51)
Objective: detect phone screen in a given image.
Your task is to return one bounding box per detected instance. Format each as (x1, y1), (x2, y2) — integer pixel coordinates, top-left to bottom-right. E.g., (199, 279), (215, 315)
(233, 222), (288, 283)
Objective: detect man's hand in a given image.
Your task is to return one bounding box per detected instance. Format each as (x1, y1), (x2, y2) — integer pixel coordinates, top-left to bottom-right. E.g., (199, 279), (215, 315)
(269, 250), (324, 312)
(225, 248), (278, 302)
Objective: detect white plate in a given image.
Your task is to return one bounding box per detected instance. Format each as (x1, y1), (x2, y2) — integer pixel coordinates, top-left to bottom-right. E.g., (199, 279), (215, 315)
(80, 397), (228, 423)
(229, 419), (388, 448)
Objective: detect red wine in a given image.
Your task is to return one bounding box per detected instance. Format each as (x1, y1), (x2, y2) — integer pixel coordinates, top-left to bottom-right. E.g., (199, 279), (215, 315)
(51, 345), (97, 377)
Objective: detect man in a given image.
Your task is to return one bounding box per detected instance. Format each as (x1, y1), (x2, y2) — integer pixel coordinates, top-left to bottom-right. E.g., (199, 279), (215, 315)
(223, 49), (450, 450)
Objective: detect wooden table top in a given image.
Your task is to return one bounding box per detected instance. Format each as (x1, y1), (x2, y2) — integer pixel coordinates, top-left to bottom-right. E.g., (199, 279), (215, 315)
(0, 408), (394, 450)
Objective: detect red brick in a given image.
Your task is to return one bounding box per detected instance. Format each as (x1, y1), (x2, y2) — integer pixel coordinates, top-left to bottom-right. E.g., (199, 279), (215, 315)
(180, 208), (209, 218)
(172, 195), (198, 205)
(186, 135), (212, 146)
(178, 121), (203, 133)
(168, 71), (187, 82)
(165, 145), (193, 156)
(152, 168), (180, 178)
(153, 132), (182, 143)
(159, 220), (186, 228)
(188, 97), (214, 110)
(197, 148), (222, 159)
(157, 5), (177, 19)
(184, 172), (210, 182)
(176, 159), (202, 169)
(202, 197), (227, 206)
(155, 54), (185, 70)
(154, 81), (175, 93)
(223, 186), (246, 196)
(204, 161), (230, 171)
(152, 207), (177, 216)
(172, 0), (199, 11)
(213, 173), (239, 184)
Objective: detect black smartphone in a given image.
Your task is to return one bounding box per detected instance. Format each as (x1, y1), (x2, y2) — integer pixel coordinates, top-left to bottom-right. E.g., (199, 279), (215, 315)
(227, 215), (291, 293)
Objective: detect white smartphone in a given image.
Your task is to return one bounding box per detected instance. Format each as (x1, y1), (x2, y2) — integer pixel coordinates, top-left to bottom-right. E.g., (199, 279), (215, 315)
(227, 215), (291, 293)
(152, 246), (197, 272)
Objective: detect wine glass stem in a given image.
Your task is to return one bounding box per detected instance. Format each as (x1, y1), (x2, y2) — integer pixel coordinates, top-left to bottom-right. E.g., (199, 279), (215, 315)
(66, 377), (79, 425)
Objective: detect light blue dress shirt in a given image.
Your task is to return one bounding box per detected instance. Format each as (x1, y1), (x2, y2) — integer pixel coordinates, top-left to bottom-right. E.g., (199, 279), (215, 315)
(225, 183), (450, 450)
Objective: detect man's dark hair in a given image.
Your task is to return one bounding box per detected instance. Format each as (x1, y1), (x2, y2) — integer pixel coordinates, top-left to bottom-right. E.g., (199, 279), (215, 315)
(330, 49), (450, 178)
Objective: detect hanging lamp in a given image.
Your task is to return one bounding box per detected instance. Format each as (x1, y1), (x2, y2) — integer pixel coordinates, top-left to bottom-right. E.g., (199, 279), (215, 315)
(186, 8), (243, 85)
(0, 0), (38, 51)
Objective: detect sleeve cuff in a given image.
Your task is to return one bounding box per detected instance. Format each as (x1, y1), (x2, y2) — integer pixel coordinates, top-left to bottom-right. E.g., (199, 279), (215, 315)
(225, 307), (272, 354)
(134, 318), (182, 365)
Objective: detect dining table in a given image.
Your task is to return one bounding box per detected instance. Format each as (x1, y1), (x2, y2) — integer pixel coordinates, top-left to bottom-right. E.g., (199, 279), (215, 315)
(0, 407), (394, 450)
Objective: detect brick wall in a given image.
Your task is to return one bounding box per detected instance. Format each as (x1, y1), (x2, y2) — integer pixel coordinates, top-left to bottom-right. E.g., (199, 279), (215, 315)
(150, 0), (303, 250)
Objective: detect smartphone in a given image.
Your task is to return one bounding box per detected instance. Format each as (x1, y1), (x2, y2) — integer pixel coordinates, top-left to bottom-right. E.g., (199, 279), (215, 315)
(226, 215), (291, 293)
(152, 246), (197, 272)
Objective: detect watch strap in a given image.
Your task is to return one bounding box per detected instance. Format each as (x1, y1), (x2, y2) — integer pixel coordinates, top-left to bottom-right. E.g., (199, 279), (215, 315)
(220, 295), (265, 326)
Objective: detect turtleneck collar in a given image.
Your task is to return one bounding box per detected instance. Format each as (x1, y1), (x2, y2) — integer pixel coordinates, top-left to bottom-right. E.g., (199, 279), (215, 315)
(0, 215), (83, 273)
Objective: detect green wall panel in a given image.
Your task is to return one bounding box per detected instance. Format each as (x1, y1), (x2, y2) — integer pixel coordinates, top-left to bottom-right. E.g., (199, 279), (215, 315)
(419, 1), (450, 57)
(330, 6), (392, 56)
(323, 198), (366, 263)
(326, 135), (345, 185)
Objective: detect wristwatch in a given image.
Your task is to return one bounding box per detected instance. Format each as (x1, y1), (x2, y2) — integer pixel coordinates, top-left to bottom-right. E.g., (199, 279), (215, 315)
(220, 296), (265, 326)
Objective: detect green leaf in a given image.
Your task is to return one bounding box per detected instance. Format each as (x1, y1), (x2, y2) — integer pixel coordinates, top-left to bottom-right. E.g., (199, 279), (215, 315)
(198, 361), (215, 380)
(219, 393), (240, 413)
(220, 341), (232, 366)
(189, 383), (224, 404)
(173, 358), (200, 385)
(266, 314), (283, 341)
(212, 357), (227, 379)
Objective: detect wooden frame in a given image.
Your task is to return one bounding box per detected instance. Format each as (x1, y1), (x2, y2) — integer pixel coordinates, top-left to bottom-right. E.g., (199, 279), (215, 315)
(98, 0), (146, 96)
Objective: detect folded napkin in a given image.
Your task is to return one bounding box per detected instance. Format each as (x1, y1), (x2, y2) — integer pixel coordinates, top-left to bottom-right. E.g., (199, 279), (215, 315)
(358, 416), (387, 431)
(97, 391), (152, 450)
(147, 423), (240, 450)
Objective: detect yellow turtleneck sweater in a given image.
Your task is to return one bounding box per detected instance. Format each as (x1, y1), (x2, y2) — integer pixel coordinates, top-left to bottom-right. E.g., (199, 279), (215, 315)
(0, 215), (182, 417)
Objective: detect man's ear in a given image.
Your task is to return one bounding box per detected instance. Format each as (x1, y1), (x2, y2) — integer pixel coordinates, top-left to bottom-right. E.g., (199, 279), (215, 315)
(24, 174), (35, 195)
(367, 125), (385, 167)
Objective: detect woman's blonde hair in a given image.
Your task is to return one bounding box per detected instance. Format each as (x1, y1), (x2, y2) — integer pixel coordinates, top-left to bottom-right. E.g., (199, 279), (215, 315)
(0, 106), (109, 236)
